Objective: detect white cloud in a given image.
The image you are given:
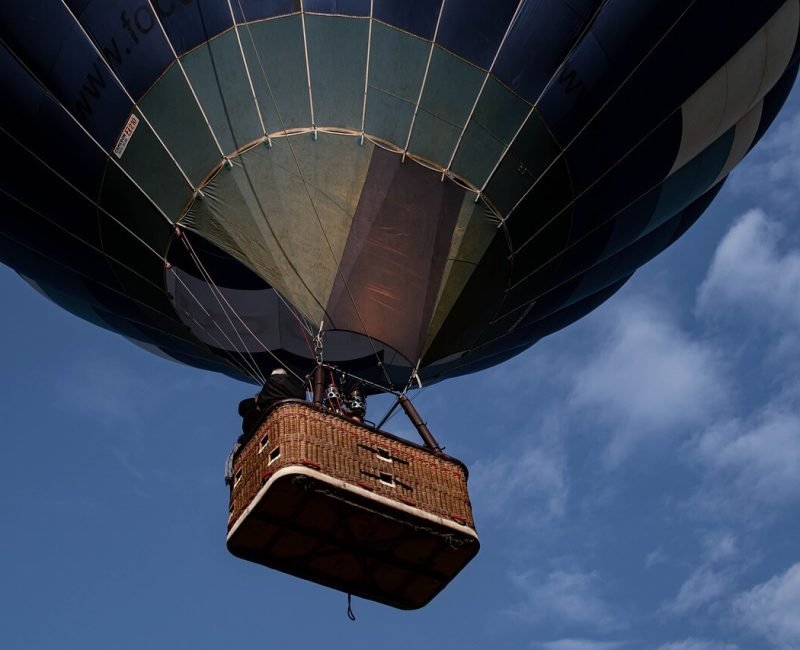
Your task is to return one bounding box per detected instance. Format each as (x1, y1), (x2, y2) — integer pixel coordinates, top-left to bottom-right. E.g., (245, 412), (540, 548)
(733, 563), (800, 650)
(507, 569), (619, 632)
(697, 209), (800, 335)
(692, 408), (800, 507)
(701, 531), (738, 564)
(54, 355), (158, 430)
(682, 209), (800, 517)
(728, 110), (800, 210)
(656, 640), (738, 650)
(470, 415), (568, 523)
(569, 298), (726, 465)
(536, 640), (627, 650)
(666, 566), (733, 616)
(646, 547), (667, 569)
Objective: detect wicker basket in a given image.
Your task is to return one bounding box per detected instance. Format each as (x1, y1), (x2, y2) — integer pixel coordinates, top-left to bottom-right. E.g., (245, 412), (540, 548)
(226, 400), (479, 609)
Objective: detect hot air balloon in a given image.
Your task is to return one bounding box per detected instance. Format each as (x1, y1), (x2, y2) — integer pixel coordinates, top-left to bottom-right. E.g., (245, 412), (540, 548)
(1, 0), (798, 609)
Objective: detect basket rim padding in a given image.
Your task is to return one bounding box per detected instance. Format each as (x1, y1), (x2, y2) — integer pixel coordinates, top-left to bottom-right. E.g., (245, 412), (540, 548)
(227, 464), (481, 542)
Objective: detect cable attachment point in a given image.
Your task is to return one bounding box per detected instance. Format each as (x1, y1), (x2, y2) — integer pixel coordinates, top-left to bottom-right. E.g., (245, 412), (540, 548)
(224, 158), (233, 169)
(313, 321), (325, 365)
(347, 593), (356, 621)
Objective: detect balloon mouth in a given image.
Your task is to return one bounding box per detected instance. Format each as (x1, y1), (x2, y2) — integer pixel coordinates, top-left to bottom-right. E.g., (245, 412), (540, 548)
(164, 230), (416, 388)
(160, 131), (501, 389)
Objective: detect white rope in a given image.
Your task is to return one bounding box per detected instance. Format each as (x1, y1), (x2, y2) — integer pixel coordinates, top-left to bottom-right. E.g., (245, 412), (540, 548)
(0, 35), (185, 229)
(145, 0), (228, 159)
(359, 0), (375, 144)
(236, 0), (293, 141)
(234, 2), (397, 389)
(480, 3), (704, 324)
(179, 229), (314, 381)
(0, 186), (165, 295)
(443, 0), (525, 178)
(299, 0), (317, 138)
(59, 0), (197, 192)
(478, 0), (615, 198)
(167, 265), (269, 383)
(0, 116), (262, 384)
(2, 18), (303, 386)
(499, 108), (694, 309)
(169, 6), (332, 324)
(402, 0), (447, 161)
(177, 233), (269, 383)
(499, 0), (698, 228)
(225, 0), (269, 139)
(0, 192), (265, 382)
(176, 307), (266, 382)
(0, 130), (169, 265)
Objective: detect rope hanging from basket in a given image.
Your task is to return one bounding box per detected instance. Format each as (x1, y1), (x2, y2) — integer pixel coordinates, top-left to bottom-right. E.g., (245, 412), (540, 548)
(347, 593), (356, 621)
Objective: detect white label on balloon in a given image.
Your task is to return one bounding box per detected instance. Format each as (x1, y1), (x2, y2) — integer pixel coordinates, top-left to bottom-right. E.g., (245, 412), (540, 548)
(113, 114), (140, 159)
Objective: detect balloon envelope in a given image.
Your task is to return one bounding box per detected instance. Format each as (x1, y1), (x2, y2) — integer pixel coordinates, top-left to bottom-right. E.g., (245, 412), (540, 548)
(0, 0), (797, 389)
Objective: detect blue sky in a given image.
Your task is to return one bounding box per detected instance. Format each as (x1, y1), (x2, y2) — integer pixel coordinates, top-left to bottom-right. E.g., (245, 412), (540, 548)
(2, 91), (800, 650)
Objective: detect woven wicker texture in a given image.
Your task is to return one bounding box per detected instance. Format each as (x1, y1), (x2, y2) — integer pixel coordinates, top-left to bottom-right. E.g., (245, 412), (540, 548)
(229, 401), (474, 530)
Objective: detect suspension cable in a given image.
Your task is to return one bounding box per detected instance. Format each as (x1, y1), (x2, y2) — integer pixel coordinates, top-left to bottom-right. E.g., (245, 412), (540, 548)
(493, 0), (696, 226)
(179, 228), (316, 384)
(234, 0), (395, 390)
(0, 130), (265, 386)
(478, 0), (614, 200)
(177, 231), (268, 384)
(179, 231), (310, 384)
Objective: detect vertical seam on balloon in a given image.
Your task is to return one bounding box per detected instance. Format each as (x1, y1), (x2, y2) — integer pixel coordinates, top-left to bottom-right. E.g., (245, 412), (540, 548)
(0, 183), (165, 295)
(177, 235), (273, 383)
(179, 226), (316, 373)
(0, 73), (263, 382)
(506, 105), (682, 289)
(402, 0), (448, 161)
(502, 4), (795, 311)
(225, 0), (269, 141)
(232, 1), (399, 390)
(234, 1), (292, 140)
(497, 108), (703, 318)
(174, 307), (265, 383)
(442, 0), (526, 180)
(167, 265), (271, 382)
(494, 0), (698, 231)
(299, 0), (317, 137)
(58, 0), (197, 193)
(360, 0), (375, 143)
(0, 122), (264, 382)
(228, 3), (339, 323)
(145, 0), (228, 160)
(0, 176), (259, 381)
(477, 0), (614, 203)
(0, 37), (185, 228)
(0, 36), (260, 378)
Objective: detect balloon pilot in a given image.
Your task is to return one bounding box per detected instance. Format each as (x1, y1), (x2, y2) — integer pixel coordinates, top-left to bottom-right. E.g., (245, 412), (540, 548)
(226, 365), (369, 484)
(225, 367), (306, 486)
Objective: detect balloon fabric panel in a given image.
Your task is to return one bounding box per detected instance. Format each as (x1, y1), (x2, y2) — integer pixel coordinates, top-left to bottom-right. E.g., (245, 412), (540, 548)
(0, 0), (797, 392)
